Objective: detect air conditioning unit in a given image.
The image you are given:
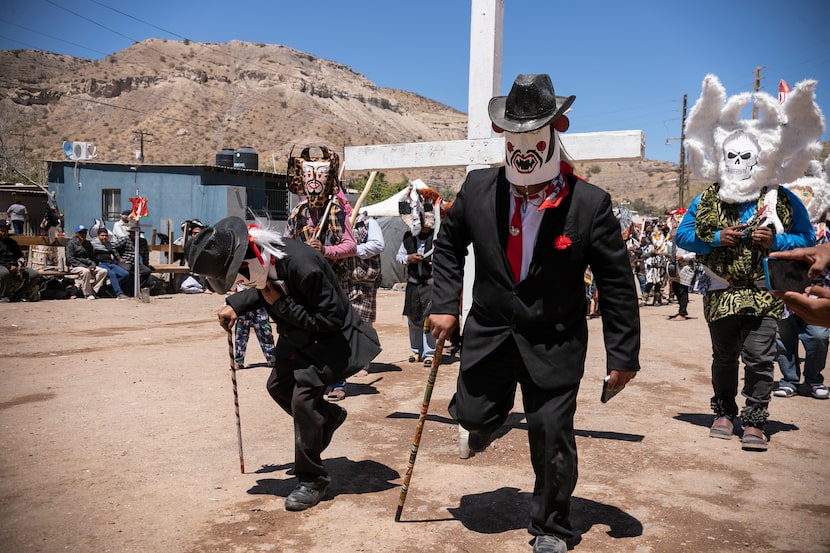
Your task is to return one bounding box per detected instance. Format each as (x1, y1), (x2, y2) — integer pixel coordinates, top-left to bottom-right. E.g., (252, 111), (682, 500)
(72, 142), (97, 160)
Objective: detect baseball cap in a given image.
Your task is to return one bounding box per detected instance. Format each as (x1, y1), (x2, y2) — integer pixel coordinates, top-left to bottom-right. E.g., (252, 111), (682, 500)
(0, 220), (10, 228)
(121, 209), (132, 216)
(75, 224), (88, 233)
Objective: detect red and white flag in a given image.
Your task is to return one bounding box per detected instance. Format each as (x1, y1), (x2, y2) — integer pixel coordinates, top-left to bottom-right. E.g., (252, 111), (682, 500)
(129, 197), (149, 219)
(778, 79), (791, 104)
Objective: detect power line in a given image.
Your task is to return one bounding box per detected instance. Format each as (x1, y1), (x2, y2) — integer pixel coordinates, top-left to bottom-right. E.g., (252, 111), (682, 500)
(0, 17), (110, 56)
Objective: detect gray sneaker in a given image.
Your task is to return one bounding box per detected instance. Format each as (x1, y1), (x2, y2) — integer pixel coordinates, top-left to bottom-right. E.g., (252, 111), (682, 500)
(117, 294), (130, 301)
(811, 384), (829, 400)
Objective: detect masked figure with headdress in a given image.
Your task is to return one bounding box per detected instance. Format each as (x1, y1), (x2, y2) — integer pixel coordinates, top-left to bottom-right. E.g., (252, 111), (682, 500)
(675, 74), (823, 449)
(189, 217), (381, 512)
(428, 74), (641, 553)
(284, 146), (357, 401)
(396, 184), (441, 367)
(285, 146), (356, 287)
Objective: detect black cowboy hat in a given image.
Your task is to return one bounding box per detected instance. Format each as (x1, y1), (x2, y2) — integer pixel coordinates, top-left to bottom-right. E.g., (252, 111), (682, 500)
(488, 74), (576, 133)
(187, 216), (249, 294)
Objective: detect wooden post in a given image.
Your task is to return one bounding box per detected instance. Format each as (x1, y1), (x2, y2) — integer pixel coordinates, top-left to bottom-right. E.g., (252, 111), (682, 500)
(349, 171), (378, 226)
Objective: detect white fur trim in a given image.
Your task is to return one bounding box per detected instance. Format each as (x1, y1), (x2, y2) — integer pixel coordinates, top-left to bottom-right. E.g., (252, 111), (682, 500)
(685, 75), (825, 205)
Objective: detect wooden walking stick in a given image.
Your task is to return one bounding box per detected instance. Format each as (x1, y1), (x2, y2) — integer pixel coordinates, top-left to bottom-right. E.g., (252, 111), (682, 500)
(227, 323), (245, 474)
(312, 194), (336, 241)
(395, 332), (444, 522)
(349, 171), (378, 227)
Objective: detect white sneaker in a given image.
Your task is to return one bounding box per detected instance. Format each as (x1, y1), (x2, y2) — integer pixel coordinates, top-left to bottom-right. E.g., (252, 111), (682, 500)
(458, 426), (471, 459)
(86, 295), (96, 300)
(811, 384), (829, 400)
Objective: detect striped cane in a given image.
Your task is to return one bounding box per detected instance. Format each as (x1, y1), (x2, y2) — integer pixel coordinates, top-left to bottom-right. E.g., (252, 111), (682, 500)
(395, 335), (444, 522)
(227, 323), (245, 474)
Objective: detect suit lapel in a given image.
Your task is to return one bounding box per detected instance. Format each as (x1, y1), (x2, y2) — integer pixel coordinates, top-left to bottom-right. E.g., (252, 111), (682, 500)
(496, 170), (511, 253)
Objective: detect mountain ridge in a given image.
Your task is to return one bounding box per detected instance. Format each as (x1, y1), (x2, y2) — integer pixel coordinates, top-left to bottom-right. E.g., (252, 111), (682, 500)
(1, 38), (700, 212)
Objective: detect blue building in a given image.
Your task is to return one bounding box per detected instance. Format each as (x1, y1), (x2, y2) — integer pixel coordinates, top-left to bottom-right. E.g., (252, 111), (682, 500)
(47, 161), (289, 242)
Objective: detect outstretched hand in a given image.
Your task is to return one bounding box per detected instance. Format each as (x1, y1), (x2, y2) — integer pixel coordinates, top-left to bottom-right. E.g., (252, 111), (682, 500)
(772, 286), (830, 327)
(770, 243), (830, 280)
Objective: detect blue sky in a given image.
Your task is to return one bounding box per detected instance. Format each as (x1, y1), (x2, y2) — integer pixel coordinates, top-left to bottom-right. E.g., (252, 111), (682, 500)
(2, 0), (828, 163)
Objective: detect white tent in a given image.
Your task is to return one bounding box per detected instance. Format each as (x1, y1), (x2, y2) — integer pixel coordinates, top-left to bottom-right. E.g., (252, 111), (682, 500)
(362, 179), (430, 218)
(361, 179), (435, 288)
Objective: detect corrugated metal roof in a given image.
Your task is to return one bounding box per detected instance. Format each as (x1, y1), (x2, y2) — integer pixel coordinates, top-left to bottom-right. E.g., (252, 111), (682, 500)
(46, 160), (285, 178)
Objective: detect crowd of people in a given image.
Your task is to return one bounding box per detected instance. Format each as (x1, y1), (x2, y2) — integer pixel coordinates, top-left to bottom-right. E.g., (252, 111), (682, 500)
(3, 71), (829, 553)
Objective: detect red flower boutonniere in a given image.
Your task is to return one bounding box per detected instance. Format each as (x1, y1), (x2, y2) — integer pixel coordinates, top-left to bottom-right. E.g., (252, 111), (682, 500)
(554, 235), (572, 250)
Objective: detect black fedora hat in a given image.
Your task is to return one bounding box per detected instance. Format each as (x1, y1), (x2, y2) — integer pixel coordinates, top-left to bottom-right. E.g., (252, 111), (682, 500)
(488, 74), (575, 133)
(187, 216), (249, 293)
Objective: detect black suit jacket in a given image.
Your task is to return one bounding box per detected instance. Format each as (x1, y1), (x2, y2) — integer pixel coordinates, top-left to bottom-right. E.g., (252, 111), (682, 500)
(227, 238), (381, 387)
(431, 167), (641, 389)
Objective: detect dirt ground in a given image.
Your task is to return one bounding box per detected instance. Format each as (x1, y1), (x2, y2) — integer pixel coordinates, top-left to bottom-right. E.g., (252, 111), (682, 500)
(1, 289), (829, 553)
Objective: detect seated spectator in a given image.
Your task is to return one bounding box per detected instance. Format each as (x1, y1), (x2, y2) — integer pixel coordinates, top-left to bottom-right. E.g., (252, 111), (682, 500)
(66, 225), (107, 300)
(180, 222), (213, 293)
(91, 226), (130, 300)
(0, 219), (39, 302)
(113, 210), (132, 240)
(114, 224), (153, 296)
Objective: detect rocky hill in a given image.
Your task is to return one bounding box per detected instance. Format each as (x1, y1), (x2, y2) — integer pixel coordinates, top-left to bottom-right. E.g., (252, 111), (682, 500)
(1, 39), (704, 213)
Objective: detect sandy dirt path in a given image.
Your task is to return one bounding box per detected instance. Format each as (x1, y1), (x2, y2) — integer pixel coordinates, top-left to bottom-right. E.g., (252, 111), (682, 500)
(1, 289), (828, 552)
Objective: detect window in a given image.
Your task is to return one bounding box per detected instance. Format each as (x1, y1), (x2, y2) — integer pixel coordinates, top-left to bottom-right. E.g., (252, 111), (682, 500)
(102, 189), (121, 221)
(263, 181), (288, 220)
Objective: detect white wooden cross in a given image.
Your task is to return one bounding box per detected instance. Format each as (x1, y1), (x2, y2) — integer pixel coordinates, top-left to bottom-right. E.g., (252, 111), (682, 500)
(344, 0), (644, 321)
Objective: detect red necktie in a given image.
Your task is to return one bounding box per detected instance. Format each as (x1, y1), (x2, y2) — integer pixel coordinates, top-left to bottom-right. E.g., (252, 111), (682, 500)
(507, 195), (523, 283)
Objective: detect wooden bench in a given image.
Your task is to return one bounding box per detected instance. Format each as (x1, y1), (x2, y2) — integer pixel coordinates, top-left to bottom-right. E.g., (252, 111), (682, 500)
(150, 263), (193, 293)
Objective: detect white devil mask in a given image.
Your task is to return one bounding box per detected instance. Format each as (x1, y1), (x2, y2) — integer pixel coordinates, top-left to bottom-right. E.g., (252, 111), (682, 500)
(684, 74), (825, 204)
(503, 125), (561, 187)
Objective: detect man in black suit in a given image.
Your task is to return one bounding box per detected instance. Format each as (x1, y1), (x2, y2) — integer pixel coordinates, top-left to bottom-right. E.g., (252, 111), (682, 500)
(429, 74), (641, 553)
(191, 217), (381, 512)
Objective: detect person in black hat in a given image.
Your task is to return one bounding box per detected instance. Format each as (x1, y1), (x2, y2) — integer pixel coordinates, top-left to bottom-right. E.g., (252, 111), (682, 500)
(189, 217), (380, 512)
(427, 74), (641, 553)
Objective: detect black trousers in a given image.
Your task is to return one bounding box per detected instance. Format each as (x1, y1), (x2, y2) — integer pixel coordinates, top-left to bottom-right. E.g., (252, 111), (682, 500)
(707, 314), (776, 425)
(672, 281), (689, 316)
(266, 359), (342, 488)
(449, 337), (579, 541)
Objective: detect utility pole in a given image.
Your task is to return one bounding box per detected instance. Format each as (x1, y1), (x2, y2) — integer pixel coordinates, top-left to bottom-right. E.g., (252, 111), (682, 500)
(665, 94), (689, 208)
(752, 66), (764, 119)
(133, 129), (154, 162)
(678, 94), (687, 208)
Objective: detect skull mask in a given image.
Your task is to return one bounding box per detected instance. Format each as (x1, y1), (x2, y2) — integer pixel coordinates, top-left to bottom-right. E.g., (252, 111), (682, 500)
(722, 132), (759, 182)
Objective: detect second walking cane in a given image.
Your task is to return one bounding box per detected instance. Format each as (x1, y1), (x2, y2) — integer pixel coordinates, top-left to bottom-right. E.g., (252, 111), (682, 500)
(227, 323), (245, 474)
(395, 332), (444, 522)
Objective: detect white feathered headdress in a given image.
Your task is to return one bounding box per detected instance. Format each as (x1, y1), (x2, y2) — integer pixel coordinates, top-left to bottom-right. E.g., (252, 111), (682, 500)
(684, 74), (825, 205)
(785, 157), (830, 225)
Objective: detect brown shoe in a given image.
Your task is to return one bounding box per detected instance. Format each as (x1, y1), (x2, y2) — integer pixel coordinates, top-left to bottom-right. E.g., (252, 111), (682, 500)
(741, 426), (768, 451)
(709, 416), (734, 439)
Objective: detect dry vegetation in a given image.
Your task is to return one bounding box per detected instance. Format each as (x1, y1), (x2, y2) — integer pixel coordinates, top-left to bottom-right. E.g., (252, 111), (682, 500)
(0, 38), (703, 213)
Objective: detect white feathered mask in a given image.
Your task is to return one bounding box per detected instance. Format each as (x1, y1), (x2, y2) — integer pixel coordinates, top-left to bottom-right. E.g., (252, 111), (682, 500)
(684, 74), (825, 205)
